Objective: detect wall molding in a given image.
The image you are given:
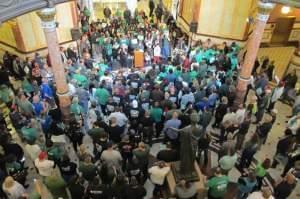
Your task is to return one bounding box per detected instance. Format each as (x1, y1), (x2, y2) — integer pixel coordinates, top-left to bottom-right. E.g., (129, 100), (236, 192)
(177, 16), (248, 42)
(0, 39), (74, 54)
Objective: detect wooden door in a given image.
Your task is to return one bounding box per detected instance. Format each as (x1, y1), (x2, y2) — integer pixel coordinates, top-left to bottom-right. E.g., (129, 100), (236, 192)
(271, 17), (295, 44)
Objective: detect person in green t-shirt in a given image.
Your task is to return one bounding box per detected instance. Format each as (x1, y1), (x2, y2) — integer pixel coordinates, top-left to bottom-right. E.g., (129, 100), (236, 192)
(150, 102), (163, 123)
(206, 167), (229, 199)
(46, 140), (63, 163)
(44, 172), (68, 199)
(189, 69), (198, 81)
(88, 122), (107, 144)
(0, 85), (13, 105)
(72, 73), (88, 88)
(21, 78), (33, 96)
(195, 50), (204, 63)
(70, 96), (84, 122)
(83, 6), (91, 23)
(21, 121), (38, 144)
(79, 156), (98, 182)
(255, 158), (271, 190)
(95, 84), (110, 113)
(150, 101), (163, 138)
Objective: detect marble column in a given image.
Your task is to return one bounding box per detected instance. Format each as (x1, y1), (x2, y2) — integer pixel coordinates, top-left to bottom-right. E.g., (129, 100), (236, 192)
(234, 1), (275, 106)
(37, 7), (71, 120)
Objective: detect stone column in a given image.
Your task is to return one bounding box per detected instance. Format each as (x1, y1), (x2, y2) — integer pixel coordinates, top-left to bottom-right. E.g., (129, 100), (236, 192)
(37, 7), (71, 120)
(234, 1), (275, 106)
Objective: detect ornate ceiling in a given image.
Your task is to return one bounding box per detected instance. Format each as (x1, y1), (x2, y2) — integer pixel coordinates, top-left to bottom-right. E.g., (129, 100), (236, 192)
(0, 0), (72, 23)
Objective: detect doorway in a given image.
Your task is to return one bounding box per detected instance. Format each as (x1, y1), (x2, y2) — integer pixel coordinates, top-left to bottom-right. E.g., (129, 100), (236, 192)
(271, 17), (295, 44)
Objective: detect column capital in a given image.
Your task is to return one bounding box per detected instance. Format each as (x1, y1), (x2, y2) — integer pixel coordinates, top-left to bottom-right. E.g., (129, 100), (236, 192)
(36, 7), (56, 29)
(257, 1), (275, 22)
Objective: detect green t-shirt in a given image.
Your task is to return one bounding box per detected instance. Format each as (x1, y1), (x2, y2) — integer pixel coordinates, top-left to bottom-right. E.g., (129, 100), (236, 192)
(195, 52), (203, 63)
(231, 57), (238, 70)
(105, 43), (113, 56)
(21, 127), (37, 143)
(98, 36), (105, 46)
(88, 127), (106, 141)
(115, 9), (122, 18)
(95, 88), (110, 105)
(190, 70), (198, 81)
(255, 163), (267, 177)
(83, 8), (91, 17)
(73, 74), (88, 87)
(181, 72), (191, 83)
(29, 191), (41, 199)
(22, 79), (33, 93)
(45, 176), (68, 199)
(17, 99), (33, 114)
(48, 146), (63, 161)
(97, 63), (109, 77)
(150, 107), (163, 122)
(0, 86), (12, 103)
(79, 162), (97, 181)
(174, 69), (182, 78)
(82, 25), (89, 33)
(6, 161), (21, 173)
(207, 175), (229, 198)
(70, 103), (83, 116)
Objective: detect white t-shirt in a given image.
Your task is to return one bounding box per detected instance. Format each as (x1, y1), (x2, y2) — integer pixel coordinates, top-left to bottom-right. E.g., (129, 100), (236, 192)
(235, 108), (246, 124)
(34, 159), (55, 177)
(101, 150), (122, 168)
(154, 45), (161, 57)
(68, 83), (76, 96)
(25, 144), (41, 161)
(149, 166), (170, 185)
(100, 76), (113, 87)
(108, 112), (128, 127)
(3, 181), (25, 199)
(247, 191), (274, 199)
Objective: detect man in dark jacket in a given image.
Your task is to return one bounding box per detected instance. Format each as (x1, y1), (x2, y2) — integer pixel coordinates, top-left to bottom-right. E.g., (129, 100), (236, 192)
(85, 177), (109, 199)
(271, 129), (294, 168)
(155, 3), (163, 23)
(282, 69), (298, 101)
(156, 142), (179, 162)
(149, 0), (155, 17)
(124, 8), (131, 24)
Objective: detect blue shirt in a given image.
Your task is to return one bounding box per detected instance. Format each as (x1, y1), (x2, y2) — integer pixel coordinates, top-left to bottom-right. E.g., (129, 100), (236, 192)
(163, 119), (182, 139)
(40, 83), (53, 99)
(33, 102), (43, 116)
(165, 73), (176, 83)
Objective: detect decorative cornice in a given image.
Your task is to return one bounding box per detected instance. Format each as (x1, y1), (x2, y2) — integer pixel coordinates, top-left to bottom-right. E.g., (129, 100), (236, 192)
(256, 1), (275, 22)
(257, 1), (275, 15)
(36, 7), (56, 22)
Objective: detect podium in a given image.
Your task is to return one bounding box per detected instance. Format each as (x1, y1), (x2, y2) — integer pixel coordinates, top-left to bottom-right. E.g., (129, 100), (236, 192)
(166, 161), (206, 197)
(134, 50), (144, 68)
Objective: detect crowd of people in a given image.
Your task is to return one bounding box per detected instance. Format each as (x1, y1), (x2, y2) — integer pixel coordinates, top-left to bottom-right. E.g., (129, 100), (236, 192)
(0, 1), (299, 199)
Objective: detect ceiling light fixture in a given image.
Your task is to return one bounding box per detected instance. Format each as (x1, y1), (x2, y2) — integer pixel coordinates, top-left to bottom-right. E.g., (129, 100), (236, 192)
(281, 6), (291, 14)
